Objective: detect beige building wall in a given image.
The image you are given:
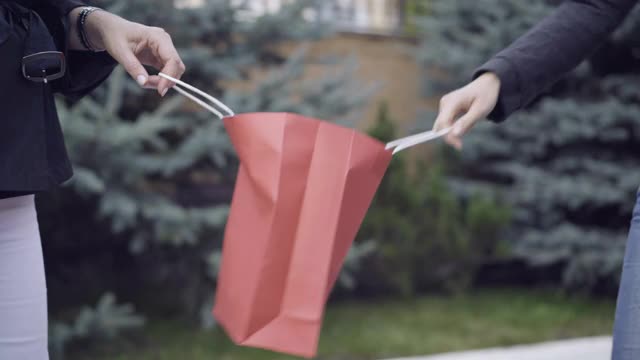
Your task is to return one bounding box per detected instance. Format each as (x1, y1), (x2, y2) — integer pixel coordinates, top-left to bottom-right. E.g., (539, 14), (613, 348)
(299, 33), (434, 131)
(234, 32), (435, 134)
(235, 33), (434, 132)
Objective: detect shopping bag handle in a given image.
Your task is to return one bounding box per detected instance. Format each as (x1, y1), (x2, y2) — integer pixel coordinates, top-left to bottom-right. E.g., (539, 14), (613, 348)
(385, 127), (451, 155)
(158, 72), (235, 119)
(159, 72), (449, 154)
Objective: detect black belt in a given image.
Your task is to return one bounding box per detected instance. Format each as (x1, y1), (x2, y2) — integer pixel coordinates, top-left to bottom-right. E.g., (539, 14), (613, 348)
(1, 2), (66, 83)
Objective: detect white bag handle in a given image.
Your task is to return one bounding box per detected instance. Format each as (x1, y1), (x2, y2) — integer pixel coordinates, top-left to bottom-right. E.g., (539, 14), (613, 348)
(159, 72), (448, 154)
(385, 127), (452, 155)
(158, 72), (235, 119)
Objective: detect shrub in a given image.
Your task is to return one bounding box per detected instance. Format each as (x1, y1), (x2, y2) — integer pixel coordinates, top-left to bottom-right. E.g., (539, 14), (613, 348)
(356, 103), (511, 296)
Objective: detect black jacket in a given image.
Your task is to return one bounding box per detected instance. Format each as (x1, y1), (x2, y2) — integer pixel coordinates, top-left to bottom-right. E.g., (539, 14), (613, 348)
(476, 0), (639, 122)
(0, 0), (116, 199)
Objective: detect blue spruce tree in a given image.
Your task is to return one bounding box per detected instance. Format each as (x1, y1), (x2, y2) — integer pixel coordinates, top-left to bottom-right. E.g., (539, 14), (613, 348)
(45, 0), (375, 356)
(417, 0), (640, 292)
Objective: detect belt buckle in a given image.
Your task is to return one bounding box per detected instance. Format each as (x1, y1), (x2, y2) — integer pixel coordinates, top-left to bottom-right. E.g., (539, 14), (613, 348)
(21, 51), (66, 84)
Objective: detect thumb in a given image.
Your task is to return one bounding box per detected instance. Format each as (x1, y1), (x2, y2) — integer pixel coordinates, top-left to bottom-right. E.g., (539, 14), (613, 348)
(113, 45), (149, 87)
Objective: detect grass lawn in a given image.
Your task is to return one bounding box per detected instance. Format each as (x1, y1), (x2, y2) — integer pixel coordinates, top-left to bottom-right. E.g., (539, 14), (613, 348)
(69, 288), (615, 360)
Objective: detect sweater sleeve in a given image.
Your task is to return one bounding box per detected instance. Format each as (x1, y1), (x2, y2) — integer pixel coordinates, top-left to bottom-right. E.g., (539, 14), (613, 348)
(36, 0), (117, 100)
(474, 0), (638, 122)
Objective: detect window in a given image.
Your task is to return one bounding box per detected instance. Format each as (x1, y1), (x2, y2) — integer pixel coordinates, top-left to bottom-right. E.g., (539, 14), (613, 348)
(177, 0), (407, 35)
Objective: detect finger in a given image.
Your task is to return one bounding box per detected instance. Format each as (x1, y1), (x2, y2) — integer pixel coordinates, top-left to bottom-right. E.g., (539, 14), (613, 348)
(143, 75), (162, 89)
(452, 100), (486, 137)
(444, 101), (486, 151)
(445, 134), (463, 150)
(433, 93), (464, 132)
(157, 58), (185, 96)
(151, 30), (185, 96)
(113, 44), (150, 87)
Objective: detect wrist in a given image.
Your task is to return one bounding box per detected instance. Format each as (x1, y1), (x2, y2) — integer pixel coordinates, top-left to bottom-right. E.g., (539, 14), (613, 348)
(81, 8), (111, 51)
(479, 72), (501, 88)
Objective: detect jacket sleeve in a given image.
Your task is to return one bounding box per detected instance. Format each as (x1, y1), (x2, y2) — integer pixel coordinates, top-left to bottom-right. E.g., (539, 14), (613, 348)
(475, 0), (638, 122)
(35, 0), (117, 101)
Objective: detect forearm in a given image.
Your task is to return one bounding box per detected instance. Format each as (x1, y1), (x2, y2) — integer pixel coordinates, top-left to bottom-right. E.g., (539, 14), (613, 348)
(478, 0), (638, 122)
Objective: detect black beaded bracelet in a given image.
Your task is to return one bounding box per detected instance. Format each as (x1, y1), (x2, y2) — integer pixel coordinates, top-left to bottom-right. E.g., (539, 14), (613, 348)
(77, 6), (104, 52)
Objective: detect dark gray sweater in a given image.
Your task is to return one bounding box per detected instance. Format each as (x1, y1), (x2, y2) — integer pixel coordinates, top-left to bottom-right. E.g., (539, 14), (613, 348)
(475, 0), (638, 122)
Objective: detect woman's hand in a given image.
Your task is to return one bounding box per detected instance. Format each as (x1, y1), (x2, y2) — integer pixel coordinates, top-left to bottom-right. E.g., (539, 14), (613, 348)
(69, 8), (185, 97)
(432, 72), (501, 150)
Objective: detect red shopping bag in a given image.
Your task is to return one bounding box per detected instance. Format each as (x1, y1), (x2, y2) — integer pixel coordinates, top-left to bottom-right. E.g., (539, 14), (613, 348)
(160, 73), (449, 358)
(215, 112), (392, 357)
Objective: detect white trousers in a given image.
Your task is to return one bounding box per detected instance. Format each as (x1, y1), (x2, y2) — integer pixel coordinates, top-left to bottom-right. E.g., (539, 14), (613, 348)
(0, 195), (49, 360)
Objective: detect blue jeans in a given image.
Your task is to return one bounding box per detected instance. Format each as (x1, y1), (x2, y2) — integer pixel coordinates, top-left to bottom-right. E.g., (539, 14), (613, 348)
(612, 189), (640, 359)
